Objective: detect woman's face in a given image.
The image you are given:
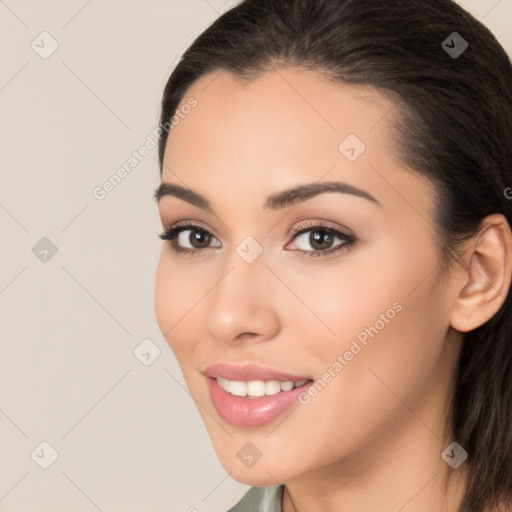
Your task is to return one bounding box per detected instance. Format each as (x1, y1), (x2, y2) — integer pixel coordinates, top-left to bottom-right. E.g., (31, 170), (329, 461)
(154, 67), (463, 486)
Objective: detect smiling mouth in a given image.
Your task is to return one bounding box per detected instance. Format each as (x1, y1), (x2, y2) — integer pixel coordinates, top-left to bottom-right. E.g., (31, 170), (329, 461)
(216, 377), (312, 398)
(207, 375), (314, 427)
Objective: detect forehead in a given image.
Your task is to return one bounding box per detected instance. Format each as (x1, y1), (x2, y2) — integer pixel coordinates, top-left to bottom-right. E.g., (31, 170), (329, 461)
(165, 68), (393, 164)
(161, 67), (432, 218)
(170, 67), (395, 146)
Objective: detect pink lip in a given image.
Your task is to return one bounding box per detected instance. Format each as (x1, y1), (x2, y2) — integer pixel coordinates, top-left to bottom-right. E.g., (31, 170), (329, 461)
(203, 363), (313, 428)
(204, 363), (311, 382)
(207, 376), (312, 427)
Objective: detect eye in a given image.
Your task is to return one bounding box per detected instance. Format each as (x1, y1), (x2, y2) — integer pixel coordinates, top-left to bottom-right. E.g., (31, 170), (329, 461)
(286, 221), (356, 257)
(158, 222), (221, 257)
(175, 228), (219, 250)
(158, 220), (356, 259)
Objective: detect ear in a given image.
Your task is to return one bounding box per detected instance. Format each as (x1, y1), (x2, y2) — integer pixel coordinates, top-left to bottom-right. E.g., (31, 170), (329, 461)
(450, 213), (512, 333)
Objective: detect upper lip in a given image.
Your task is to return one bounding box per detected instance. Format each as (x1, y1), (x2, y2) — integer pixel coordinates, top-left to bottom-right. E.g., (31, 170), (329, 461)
(204, 363), (311, 382)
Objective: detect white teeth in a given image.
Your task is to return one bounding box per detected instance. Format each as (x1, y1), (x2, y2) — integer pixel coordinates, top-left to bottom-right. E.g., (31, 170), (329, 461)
(265, 380), (282, 395)
(217, 377), (231, 392)
(280, 381), (294, 392)
(247, 380), (266, 397)
(216, 378), (308, 397)
(230, 380), (248, 397)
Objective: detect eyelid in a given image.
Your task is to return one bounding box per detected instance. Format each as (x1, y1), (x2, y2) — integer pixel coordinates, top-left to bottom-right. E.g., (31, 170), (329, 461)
(162, 218), (214, 232)
(287, 219), (354, 240)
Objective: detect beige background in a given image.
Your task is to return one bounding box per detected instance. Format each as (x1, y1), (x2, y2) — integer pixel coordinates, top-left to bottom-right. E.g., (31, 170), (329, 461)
(0, 1), (511, 511)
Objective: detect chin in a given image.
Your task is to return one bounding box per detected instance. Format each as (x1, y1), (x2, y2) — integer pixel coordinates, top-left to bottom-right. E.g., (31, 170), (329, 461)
(228, 467), (285, 487)
(213, 446), (297, 487)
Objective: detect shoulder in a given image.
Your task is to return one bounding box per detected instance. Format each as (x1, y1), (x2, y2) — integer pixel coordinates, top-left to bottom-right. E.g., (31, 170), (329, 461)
(227, 485), (284, 512)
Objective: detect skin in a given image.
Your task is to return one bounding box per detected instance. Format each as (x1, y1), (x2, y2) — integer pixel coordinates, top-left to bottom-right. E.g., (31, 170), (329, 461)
(154, 67), (512, 511)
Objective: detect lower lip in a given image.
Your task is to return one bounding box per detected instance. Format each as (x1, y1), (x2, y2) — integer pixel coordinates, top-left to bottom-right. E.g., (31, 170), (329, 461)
(207, 377), (312, 428)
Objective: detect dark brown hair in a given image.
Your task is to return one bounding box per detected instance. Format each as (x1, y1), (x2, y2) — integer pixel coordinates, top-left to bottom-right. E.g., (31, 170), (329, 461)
(157, 1), (512, 510)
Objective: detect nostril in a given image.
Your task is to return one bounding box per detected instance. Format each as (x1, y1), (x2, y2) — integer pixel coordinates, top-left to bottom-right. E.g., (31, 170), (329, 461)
(235, 332), (259, 341)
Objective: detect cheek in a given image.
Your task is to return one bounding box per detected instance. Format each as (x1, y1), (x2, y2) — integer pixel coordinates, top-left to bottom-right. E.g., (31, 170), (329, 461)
(324, 271), (445, 413)
(274, 245), (425, 358)
(154, 253), (175, 339)
(294, 225), (443, 357)
(307, 287), (446, 462)
(277, 238), (447, 427)
(154, 251), (221, 374)
(154, 252), (196, 355)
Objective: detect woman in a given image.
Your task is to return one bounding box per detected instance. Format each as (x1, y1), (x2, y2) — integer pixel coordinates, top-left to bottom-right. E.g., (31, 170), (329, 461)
(153, 0), (512, 510)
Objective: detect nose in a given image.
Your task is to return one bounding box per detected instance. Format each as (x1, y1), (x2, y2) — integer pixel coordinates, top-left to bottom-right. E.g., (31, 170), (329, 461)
(203, 252), (281, 345)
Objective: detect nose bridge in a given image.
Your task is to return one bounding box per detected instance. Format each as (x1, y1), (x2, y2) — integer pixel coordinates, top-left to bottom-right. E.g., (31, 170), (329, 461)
(203, 241), (280, 342)
(213, 244), (268, 314)
(217, 232), (269, 298)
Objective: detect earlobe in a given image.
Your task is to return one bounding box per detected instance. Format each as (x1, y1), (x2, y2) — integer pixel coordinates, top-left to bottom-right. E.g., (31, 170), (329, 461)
(450, 214), (512, 333)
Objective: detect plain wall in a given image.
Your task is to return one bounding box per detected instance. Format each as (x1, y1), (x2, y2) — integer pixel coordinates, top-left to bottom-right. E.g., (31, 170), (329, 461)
(1, 1), (511, 510)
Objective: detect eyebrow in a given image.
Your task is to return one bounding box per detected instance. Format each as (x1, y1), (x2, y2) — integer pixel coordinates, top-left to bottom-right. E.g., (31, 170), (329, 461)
(153, 181), (381, 212)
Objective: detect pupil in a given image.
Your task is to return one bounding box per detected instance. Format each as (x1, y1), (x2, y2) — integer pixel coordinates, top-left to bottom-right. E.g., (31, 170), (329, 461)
(190, 230), (210, 248)
(310, 230), (333, 250)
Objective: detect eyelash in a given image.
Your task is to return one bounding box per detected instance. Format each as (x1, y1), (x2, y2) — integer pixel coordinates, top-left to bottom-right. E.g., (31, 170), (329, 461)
(158, 220), (356, 259)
